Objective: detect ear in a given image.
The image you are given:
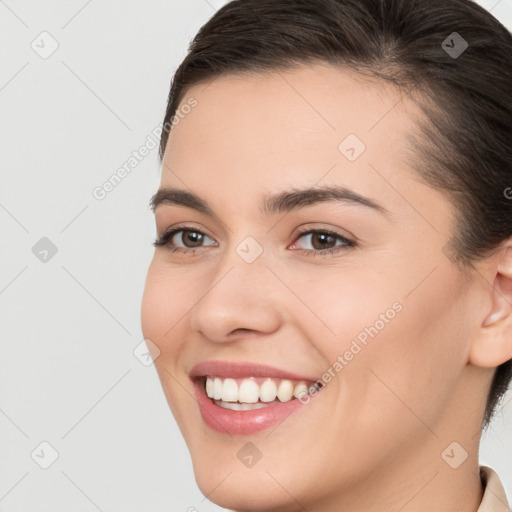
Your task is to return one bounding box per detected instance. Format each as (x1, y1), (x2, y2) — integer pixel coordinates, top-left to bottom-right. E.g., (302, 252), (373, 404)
(469, 244), (512, 368)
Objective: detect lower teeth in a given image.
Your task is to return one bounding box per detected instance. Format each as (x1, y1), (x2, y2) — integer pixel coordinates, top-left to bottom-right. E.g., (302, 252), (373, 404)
(214, 400), (273, 411)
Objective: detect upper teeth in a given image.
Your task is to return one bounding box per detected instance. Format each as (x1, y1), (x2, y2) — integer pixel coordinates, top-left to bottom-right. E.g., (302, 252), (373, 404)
(205, 377), (310, 403)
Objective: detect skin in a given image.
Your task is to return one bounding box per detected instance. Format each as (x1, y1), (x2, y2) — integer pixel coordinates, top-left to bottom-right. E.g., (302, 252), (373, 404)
(141, 63), (512, 512)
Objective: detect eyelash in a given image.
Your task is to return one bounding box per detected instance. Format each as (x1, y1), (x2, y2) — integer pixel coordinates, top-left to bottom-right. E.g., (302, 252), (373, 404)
(153, 225), (356, 257)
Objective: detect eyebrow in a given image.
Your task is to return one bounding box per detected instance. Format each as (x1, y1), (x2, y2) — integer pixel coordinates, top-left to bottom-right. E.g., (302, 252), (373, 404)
(149, 185), (390, 217)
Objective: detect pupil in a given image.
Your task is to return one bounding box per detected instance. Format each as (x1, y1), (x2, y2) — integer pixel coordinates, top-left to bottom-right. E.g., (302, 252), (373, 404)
(313, 233), (334, 250)
(185, 231), (203, 247)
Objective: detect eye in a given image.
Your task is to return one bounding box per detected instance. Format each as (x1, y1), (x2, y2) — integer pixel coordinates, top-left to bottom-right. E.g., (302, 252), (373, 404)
(153, 225), (355, 257)
(153, 226), (216, 253)
(289, 228), (355, 255)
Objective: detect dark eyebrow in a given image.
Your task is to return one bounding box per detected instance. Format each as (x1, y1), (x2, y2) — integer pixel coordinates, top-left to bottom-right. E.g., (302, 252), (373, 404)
(150, 185), (390, 217)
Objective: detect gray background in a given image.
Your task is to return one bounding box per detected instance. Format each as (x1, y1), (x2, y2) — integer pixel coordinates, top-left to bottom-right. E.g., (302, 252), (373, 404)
(1, 1), (511, 511)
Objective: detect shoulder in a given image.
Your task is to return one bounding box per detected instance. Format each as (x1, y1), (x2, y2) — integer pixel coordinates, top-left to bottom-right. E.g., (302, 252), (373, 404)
(477, 465), (511, 512)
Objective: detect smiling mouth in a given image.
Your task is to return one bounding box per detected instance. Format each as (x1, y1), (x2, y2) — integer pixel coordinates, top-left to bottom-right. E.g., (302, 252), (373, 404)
(190, 361), (324, 434)
(201, 376), (321, 410)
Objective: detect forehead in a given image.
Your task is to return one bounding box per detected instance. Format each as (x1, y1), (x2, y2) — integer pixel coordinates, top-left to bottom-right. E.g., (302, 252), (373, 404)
(170, 62), (417, 134)
(161, 63), (428, 218)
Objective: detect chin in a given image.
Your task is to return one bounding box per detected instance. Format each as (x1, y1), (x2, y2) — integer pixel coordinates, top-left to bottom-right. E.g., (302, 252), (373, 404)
(192, 463), (301, 512)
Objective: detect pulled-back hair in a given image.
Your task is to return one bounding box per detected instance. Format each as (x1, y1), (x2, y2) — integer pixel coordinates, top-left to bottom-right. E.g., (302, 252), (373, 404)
(159, 0), (512, 429)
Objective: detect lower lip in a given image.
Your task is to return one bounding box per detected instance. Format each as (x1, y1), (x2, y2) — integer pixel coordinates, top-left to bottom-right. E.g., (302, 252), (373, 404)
(193, 379), (306, 435)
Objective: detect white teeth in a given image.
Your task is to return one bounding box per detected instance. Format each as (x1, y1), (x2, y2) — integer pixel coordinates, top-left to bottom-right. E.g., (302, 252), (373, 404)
(222, 378), (238, 402)
(204, 376), (313, 404)
(293, 382), (308, 399)
(277, 380), (294, 402)
(216, 401), (268, 411)
(213, 377), (223, 400)
(260, 378), (277, 402)
(238, 379), (259, 403)
(205, 378), (214, 398)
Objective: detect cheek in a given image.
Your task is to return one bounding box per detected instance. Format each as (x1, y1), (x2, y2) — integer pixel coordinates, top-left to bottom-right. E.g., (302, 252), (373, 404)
(141, 259), (208, 390)
(141, 260), (202, 438)
(297, 260), (468, 447)
(339, 265), (469, 437)
(141, 257), (195, 355)
(287, 263), (404, 349)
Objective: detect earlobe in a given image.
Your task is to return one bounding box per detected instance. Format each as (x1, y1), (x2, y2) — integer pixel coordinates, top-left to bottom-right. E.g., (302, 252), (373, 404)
(468, 246), (512, 368)
(469, 326), (512, 368)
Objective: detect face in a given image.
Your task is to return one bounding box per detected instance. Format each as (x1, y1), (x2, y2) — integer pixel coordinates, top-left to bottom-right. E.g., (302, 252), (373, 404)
(141, 63), (486, 510)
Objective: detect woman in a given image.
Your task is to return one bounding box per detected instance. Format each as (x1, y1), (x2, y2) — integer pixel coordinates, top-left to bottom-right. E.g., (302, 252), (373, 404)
(141, 0), (512, 510)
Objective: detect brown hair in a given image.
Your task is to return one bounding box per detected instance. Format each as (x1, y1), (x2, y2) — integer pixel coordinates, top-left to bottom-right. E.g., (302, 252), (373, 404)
(158, 0), (512, 429)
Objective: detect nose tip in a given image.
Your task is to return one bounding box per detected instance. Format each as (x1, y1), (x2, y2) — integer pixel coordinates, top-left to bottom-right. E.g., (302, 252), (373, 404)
(189, 265), (282, 343)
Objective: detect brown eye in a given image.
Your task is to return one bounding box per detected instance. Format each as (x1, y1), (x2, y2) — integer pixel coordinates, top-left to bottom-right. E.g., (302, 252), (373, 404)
(175, 230), (206, 248)
(292, 229), (354, 252)
(153, 227), (216, 251)
(309, 232), (337, 250)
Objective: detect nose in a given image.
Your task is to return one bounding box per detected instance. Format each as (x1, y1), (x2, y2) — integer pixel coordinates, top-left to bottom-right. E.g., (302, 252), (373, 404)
(189, 248), (282, 343)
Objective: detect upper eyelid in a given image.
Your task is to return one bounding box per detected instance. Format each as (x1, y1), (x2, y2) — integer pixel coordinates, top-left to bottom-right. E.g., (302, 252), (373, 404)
(157, 225), (355, 247)
(158, 225), (350, 237)
(158, 223), (214, 238)
(155, 207), (357, 239)
(290, 229), (355, 249)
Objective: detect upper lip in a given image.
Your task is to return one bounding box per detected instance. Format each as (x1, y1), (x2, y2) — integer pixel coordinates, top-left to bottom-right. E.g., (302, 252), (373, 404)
(189, 360), (318, 382)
